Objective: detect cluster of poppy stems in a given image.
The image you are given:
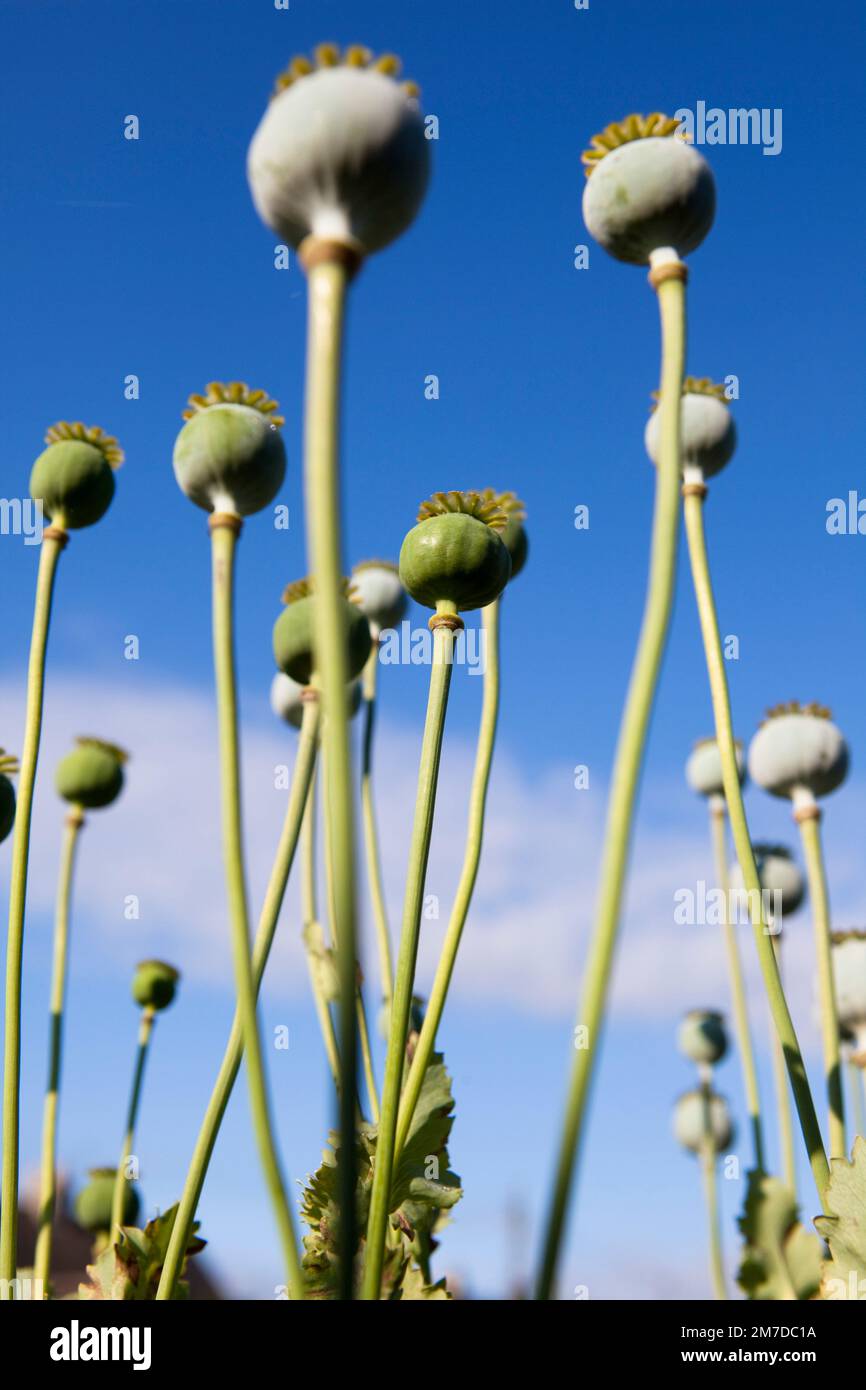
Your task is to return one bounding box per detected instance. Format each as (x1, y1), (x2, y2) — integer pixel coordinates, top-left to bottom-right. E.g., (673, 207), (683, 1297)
(0, 41), (862, 1302)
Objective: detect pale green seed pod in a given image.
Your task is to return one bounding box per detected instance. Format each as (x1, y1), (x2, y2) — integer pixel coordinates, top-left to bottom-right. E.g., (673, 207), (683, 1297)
(0, 751), (19, 843)
(728, 843), (805, 921)
(748, 703), (849, 802)
(685, 737), (745, 799)
(582, 116), (715, 265)
(173, 383), (286, 518)
(831, 932), (866, 1044)
(248, 47), (430, 255)
(75, 1167), (140, 1234)
(351, 560), (407, 634)
(55, 738), (127, 810)
(270, 672), (307, 730)
(132, 959), (180, 1012)
(399, 491), (511, 612)
(272, 578), (372, 686)
(678, 1010), (728, 1066)
(646, 379), (736, 481)
(672, 1089), (733, 1155)
(30, 422), (123, 530)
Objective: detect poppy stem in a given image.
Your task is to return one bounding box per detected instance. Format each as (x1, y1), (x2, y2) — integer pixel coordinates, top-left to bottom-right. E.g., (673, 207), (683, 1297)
(699, 1082), (727, 1301)
(769, 934), (798, 1193)
(33, 805), (85, 1296)
(361, 618), (457, 1301)
(156, 693), (319, 1300)
(111, 1006), (155, 1237)
(361, 642), (394, 1007)
(682, 486), (829, 1207)
(536, 264), (686, 1301)
(797, 810), (846, 1158)
(394, 597), (501, 1159)
(209, 517), (303, 1299)
(1, 527), (66, 1293)
(301, 765), (341, 1092)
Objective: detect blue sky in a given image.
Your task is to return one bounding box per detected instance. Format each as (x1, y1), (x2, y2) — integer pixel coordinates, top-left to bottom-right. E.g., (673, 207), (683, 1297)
(1, 0), (865, 1298)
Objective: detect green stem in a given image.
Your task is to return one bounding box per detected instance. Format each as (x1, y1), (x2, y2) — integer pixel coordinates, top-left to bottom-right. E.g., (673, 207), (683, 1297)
(770, 933), (798, 1194)
(111, 1007), (155, 1237)
(322, 744), (379, 1123)
(535, 269), (686, 1301)
(1, 528), (66, 1293)
(301, 766), (341, 1090)
(394, 598), (500, 1158)
(209, 519), (303, 1299)
(682, 489), (829, 1207)
(361, 642), (394, 1006)
(699, 1084), (727, 1301)
(361, 619), (456, 1300)
(156, 694), (319, 1300)
(797, 811), (845, 1158)
(302, 254), (359, 1299)
(33, 806), (84, 1296)
(709, 803), (765, 1170)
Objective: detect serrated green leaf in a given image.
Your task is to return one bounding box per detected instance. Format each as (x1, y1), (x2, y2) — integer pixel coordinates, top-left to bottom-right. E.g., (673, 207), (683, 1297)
(737, 1170), (821, 1301)
(816, 1135), (866, 1300)
(78, 1204), (205, 1301)
(391, 1052), (462, 1215)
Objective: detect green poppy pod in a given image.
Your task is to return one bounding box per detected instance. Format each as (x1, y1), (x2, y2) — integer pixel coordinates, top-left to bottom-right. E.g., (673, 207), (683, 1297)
(582, 115), (715, 265)
(831, 932), (866, 1043)
(270, 671), (359, 727)
(0, 751), (18, 844)
(748, 703), (849, 803)
(672, 1089), (733, 1156)
(75, 1167), (140, 1234)
(173, 383), (286, 518)
(272, 577), (372, 686)
(399, 491), (511, 612)
(29, 422), (122, 530)
(677, 1009), (728, 1066)
(132, 959), (180, 1012)
(475, 489), (528, 582)
(247, 45), (430, 256)
(55, 738), (127, 810)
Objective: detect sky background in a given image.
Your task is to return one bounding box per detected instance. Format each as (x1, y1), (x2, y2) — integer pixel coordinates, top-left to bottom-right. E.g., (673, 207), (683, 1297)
(1, 0), (865, 1300)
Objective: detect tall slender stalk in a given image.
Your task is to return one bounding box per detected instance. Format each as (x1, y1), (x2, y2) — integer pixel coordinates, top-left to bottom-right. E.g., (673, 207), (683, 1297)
(301, 766), (341, 1090)
(395, 598), (500, 1156)
(769, 933), (797, 1192)
(322, 744), (379, 1123)
(209, 516), (303, 1299)
(111, 1006), (155, 1237)
(300, 247), (360, 1299)
(708, 802), (765, 1169)
(797, 811), (845, 1158)
(699, 1083), (727, 1301)
(536, 265), (686, 1301)
(682, 488), (829, 1206)
(361, 643), (394, 1006)
(33, 805), (84, 1294)
(361, 617), (457, 1301)
(156, 694), (319, 1300)
(1, 527), (66, 1292)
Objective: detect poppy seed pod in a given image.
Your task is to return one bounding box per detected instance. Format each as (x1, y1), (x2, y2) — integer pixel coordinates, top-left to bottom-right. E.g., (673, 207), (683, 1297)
(645, 379), (736, 482)
(75, 1167), (140, 1234)
(55, 738), (127, 810)
(399, 491), (511, 612)
(830, 932), (866, 1050)
(748, 703), (849, 804)
(247, 45), (430, 255)
(173, 383), (286, 518)
(582, 115), (715, 265)
(29, 422), (123, 530)
(351, 560), (407, 634)
(476, 489), (528, 581)
(728, 843), (806, 921)
(132, 959), (180, 1012)
(685, 736), (745, 800)
(0, 751), (18, 844)
(270, 671), (360, 727)
(272, 577), (372, 686)
(678, 1009), (728, 1066)
(672, 1089), (733, 1156)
